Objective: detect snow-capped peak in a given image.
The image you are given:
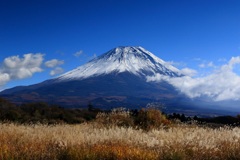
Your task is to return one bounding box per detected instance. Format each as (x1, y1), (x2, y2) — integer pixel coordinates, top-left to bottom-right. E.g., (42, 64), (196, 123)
(57, 46), (181, 81)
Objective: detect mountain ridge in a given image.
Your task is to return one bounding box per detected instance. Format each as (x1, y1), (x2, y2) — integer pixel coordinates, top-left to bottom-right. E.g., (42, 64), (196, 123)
(57, 46), (181, 81)
(0, 46), (183, 109)
(1, 46), (235, 116)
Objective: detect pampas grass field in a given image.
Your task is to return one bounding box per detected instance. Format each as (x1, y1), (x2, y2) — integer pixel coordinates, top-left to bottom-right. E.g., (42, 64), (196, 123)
(1, 122), (240, 160)
(1, 108), (240, 160)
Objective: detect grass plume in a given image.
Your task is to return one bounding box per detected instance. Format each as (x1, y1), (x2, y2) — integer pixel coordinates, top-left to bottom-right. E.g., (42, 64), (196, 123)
(1, 122), (240, 159)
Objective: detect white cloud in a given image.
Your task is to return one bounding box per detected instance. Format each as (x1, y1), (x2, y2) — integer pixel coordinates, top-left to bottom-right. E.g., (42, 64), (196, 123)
(199, 63), (205, 68)
(45, 59), (64, 68)
(74, 50), (83, 57)
(45, 59), (64, 76)
(147, 56), (240, 101)
(228, 57), (240, 69)
(207, 61), (214, 67)
(0, 53), (44, 86)
(50, 67), (64, 76)
(0, 53), (67, 87)
(218, 58), (227, 62)
(199, 61), (215, 68)
(179, 68), (197, 76)
(0, 73), (10, 86)
(193, 58), (202, 61)
(165, 61), (187, 68)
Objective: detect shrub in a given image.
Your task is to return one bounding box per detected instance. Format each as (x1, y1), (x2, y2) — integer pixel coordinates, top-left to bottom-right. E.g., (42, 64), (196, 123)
(135, 107), (170, 130)
(95, 107), (134, 127)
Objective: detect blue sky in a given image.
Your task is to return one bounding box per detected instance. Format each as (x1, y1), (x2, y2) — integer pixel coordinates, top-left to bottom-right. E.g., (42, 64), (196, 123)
(0, 0), (240, 93)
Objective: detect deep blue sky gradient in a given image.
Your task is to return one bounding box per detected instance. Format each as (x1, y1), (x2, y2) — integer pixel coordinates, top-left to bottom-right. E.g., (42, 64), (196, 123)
(1, 0), (240, 88)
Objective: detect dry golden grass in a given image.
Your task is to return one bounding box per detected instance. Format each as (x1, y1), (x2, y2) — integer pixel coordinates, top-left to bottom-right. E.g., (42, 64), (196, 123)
(1, 122), (240, 160)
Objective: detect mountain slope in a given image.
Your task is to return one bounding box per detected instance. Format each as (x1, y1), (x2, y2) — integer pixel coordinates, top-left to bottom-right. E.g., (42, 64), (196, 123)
(57, 46), (181, 81)
(0, 46), (186, 110)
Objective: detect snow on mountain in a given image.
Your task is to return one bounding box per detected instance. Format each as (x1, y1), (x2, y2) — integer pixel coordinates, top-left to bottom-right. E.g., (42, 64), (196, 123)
(57, 46), (181, 81)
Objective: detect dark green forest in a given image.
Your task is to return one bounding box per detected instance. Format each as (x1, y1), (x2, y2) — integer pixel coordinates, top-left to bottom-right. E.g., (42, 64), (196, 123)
(0, 97), (240, 126)
(0, 98), (99, 124)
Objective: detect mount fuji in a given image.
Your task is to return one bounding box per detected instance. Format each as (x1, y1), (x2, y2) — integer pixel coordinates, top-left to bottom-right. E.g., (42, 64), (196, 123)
(57, 46), (181, 81)
(0, 46), (234, 115)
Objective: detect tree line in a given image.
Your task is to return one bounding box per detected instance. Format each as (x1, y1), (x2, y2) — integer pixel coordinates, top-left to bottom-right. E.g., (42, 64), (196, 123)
(0, 97), (240, 126)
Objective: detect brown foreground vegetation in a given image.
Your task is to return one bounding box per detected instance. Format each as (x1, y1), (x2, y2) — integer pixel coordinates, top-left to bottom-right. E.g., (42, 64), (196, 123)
(1, 109), (240, 160)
